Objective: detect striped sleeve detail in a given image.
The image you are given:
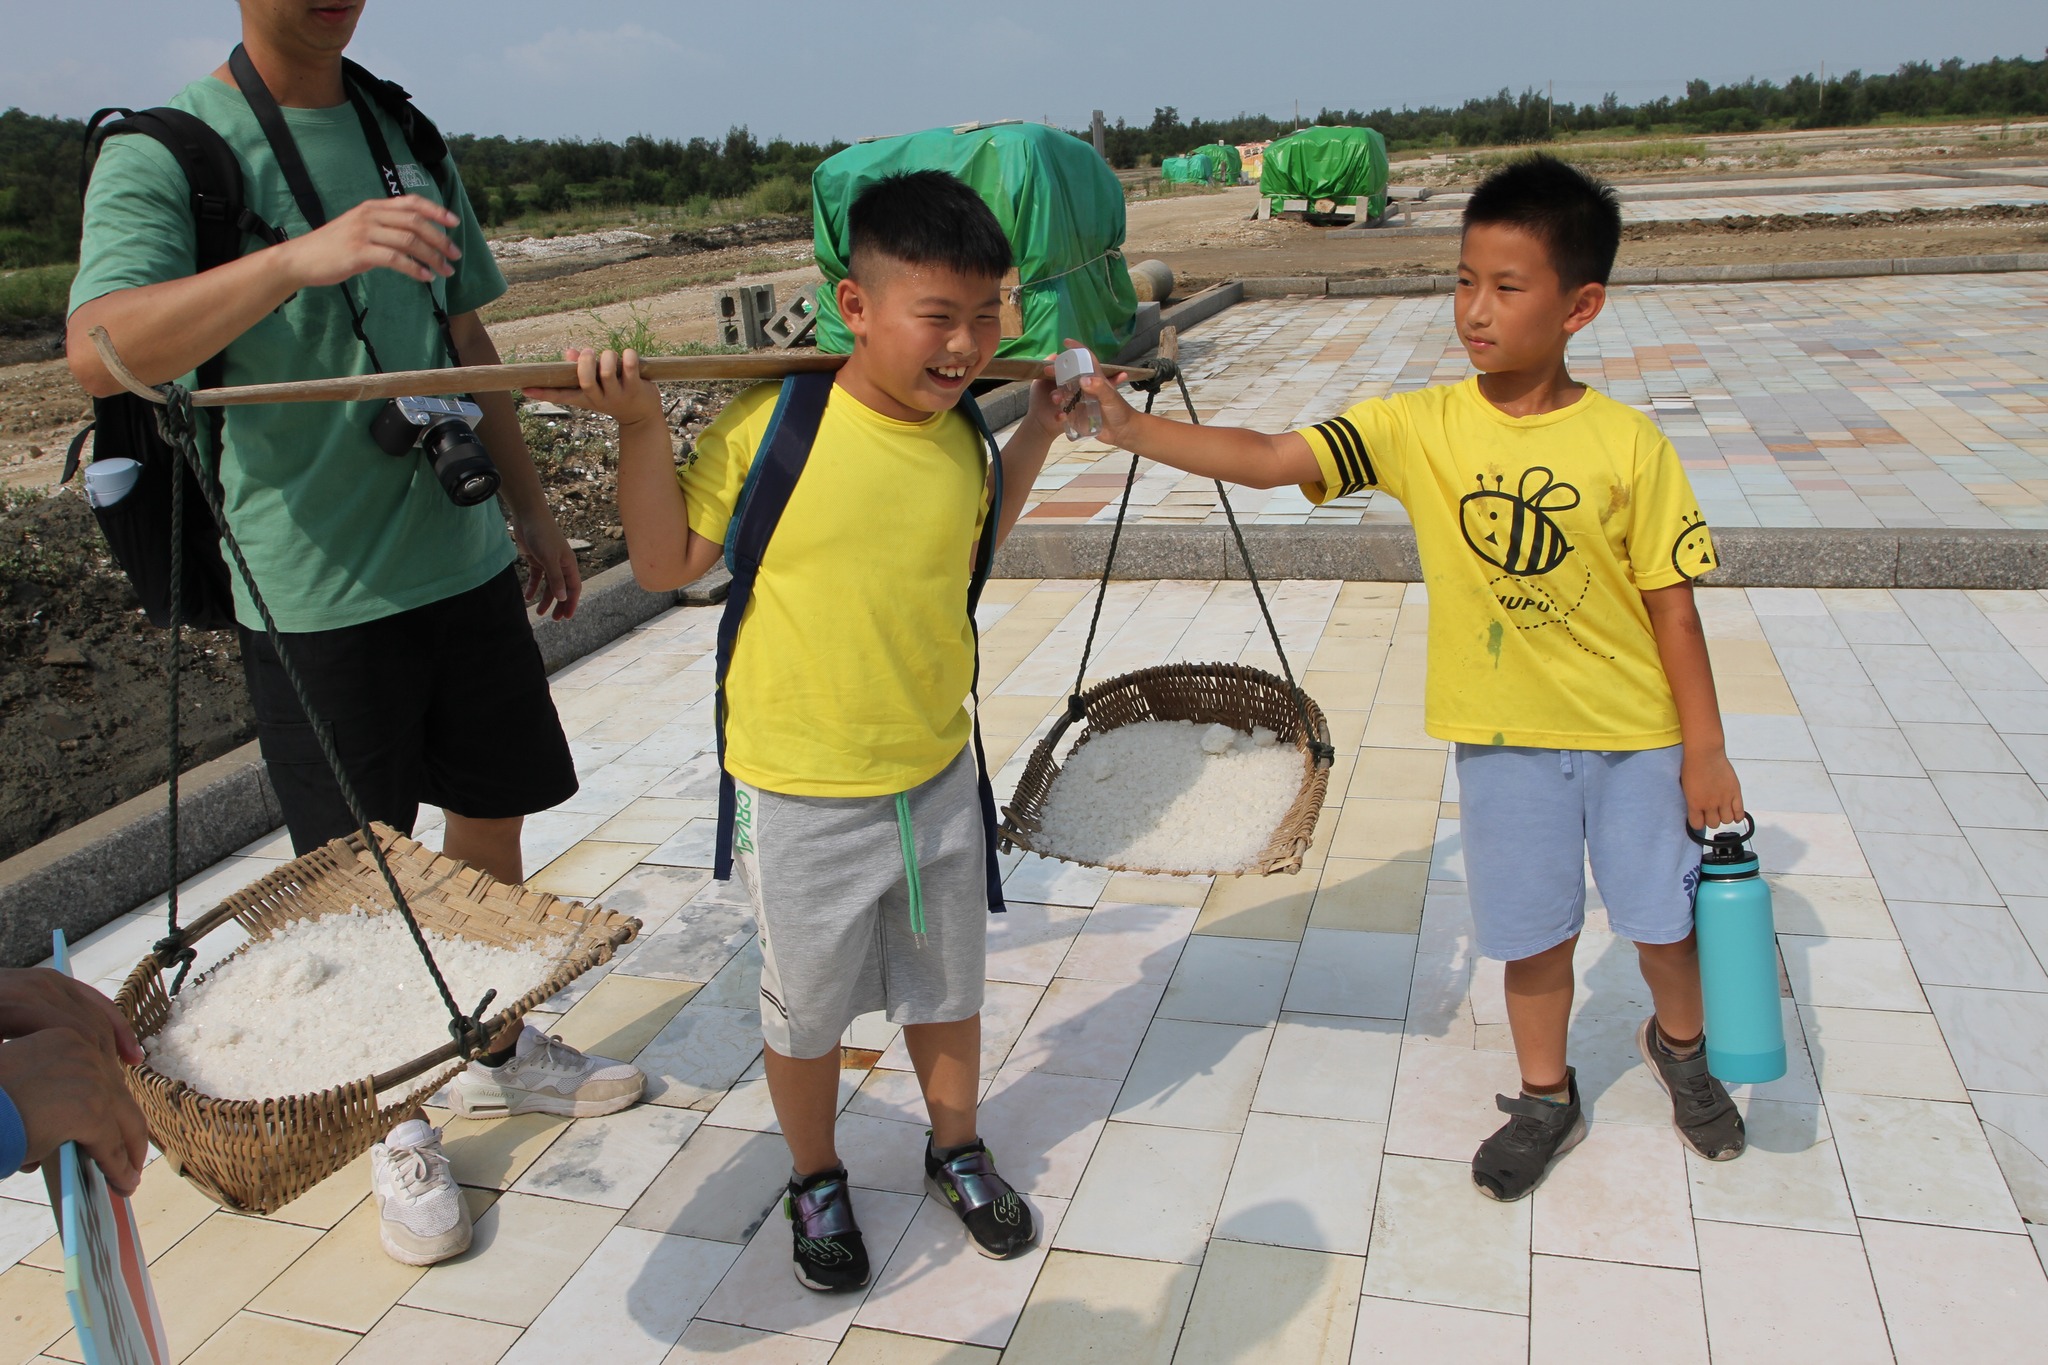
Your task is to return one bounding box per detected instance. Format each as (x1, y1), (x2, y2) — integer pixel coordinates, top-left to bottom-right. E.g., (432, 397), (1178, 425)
(1309, 416), (1377, 495)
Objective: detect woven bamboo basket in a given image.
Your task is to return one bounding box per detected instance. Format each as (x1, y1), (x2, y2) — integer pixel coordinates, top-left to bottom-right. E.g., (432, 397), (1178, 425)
(113, 824), (641, 1214)
(1001, 663), (1333, 877)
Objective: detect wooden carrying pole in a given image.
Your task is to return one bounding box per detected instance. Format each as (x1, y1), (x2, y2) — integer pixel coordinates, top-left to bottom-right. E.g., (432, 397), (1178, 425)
(86, 327), (1157, 408)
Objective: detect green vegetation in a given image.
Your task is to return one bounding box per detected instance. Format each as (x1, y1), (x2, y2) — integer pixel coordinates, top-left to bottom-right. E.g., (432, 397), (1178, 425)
(0, 263), (74, 324)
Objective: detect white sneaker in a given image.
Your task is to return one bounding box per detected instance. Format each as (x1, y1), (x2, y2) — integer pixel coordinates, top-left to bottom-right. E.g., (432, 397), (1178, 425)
(446, 1026), (645, 1119)
(369, 1119), (471, 1266)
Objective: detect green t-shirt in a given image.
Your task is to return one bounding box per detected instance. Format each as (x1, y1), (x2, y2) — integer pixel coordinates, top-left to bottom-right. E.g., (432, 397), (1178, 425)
(70, 75), (514, 632)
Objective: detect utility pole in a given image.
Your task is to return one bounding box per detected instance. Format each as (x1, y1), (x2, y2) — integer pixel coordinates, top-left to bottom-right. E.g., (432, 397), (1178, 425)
(1548, 80), (1554, 128)
(1818, 61), (1825, 111)
(1091, 109), (1107, 161)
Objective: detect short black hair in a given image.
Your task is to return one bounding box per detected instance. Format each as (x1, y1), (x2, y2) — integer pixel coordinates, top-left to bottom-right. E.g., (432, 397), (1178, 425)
(848, 170), (1012, 282)
(1461, 154), (1622, 289)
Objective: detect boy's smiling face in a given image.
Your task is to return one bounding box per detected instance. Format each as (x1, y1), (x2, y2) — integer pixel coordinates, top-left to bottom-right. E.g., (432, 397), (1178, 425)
(835, 258), (1002, 421)
(1454, 223), (1605, 377)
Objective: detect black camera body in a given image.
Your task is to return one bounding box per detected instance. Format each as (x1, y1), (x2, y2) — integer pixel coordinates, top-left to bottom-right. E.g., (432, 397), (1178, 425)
(371, 395), (501, 506)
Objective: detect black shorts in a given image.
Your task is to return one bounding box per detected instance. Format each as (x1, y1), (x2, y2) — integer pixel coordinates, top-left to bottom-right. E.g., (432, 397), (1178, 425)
(239, 565), (579, 854)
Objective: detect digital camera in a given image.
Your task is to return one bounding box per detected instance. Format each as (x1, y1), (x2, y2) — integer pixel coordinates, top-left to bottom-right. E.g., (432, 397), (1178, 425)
(370, 395), (501, 506)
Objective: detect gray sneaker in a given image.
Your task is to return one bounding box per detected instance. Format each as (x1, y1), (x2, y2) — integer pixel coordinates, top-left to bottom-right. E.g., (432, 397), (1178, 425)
(1471, 1068), (1587, 1202)
(1637, 1018), (1745, 1160)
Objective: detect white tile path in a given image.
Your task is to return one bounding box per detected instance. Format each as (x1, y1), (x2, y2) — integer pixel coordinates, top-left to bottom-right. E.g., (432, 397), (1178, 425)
(12, 579), (2048, 1361)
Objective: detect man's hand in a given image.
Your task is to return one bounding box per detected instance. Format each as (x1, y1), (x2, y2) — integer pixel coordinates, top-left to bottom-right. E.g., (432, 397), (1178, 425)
(0, 1029), (149, 1197)
(283, 194), (463, 288)
(0, 969), (143, 1065)
(511, 509), (583, 622)
(1682, 745), (1745, 833)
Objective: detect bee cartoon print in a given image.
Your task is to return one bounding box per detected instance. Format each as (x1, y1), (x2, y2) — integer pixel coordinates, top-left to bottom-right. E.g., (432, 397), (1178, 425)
(1460, 467), (1609, 658)
(1670, 509), (1716, 580)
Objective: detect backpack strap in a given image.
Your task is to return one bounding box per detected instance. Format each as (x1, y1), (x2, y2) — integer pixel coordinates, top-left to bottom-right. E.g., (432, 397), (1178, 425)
(710, 378), (1010, 915)
(713, 372), (834, 882)
(342, 59), (450, 180)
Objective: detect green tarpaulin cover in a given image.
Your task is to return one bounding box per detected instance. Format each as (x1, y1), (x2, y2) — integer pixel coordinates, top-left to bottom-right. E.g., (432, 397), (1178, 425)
(811, 122), (1136, 359)
(1258, 126), (1391, 215)
(1159, 153), (1216, 185)
(1193, 143), (1243, 183)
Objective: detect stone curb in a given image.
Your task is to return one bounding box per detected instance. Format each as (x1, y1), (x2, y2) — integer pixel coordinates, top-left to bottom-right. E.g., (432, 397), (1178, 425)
(0, 558), (685, 968)
(994, 524), (2048, 591)
(1245, 256), (2048, 298)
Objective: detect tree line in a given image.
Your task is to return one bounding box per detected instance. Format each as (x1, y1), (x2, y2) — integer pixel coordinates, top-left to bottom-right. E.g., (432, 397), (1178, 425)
(3, 52), (2044, 269)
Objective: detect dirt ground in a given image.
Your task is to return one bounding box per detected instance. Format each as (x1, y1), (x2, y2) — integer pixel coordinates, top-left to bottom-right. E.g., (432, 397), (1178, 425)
(3, 121), (2047, 860)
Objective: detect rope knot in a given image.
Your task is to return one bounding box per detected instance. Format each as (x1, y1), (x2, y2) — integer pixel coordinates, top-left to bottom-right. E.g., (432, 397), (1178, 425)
(449, 989), (499, 1060)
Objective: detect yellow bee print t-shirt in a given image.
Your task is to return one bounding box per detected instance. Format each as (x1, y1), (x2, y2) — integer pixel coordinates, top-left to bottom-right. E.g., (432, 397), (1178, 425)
(1297, 377), (1717, 749)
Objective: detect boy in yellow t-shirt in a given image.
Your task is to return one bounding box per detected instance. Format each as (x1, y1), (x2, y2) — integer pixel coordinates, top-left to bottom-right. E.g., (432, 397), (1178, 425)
(1075, 155), (1749, 1199)
(529, 172), (1066, 1288)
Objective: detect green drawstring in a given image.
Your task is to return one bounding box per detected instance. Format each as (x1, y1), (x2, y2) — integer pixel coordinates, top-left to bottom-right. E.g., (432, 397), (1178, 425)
(895, 792), (927, 942)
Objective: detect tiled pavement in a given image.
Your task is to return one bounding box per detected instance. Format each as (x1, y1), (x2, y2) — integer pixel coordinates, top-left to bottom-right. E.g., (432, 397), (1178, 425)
(1015, 275), (2048, 533)
(11, 579), (2048, 1362)
(1398, 181), (2048, 228)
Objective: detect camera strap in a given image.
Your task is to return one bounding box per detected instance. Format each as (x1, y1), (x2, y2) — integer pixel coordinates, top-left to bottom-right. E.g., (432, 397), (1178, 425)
(227, 44), (461, 373)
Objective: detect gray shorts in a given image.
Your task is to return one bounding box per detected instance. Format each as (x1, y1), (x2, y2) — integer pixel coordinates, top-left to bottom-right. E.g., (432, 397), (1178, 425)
(733, 745), (988, 1059)
(1453, 743), (1700, 961)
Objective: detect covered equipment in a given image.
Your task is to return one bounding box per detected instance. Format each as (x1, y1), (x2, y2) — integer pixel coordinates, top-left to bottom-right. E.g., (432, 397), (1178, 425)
(1258, 126), (1391, 220)
(1192, 143), (1243, 184)
(811, 122), (1138, 360)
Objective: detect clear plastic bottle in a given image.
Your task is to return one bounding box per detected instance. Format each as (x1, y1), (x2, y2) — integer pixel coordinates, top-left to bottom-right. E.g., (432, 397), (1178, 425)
(1053, 347), (1103, 442)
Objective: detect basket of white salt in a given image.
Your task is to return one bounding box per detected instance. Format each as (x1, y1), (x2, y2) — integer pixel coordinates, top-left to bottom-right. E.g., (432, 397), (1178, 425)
(1002, 662), (1332, 876)
(113, 824), (639, 1214)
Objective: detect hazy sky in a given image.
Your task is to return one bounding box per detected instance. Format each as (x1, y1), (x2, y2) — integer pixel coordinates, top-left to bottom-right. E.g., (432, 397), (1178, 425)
(5, 2), (2043, 144)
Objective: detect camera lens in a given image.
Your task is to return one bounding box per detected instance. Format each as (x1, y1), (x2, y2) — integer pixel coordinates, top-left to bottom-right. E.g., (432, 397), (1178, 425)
(419, 418), (501, 506)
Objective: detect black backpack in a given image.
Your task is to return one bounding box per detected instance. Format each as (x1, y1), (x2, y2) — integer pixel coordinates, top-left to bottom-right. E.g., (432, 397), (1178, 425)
(65, 64), (451, 631)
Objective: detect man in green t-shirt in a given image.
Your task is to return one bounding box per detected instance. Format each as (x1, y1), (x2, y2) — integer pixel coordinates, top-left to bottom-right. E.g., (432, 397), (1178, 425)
(66, 0), (644, 1268)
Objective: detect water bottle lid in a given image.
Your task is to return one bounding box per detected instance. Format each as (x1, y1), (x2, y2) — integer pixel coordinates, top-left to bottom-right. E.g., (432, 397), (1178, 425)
(1052, 347), (1098, 386)
(1688, 813), (1756, 866)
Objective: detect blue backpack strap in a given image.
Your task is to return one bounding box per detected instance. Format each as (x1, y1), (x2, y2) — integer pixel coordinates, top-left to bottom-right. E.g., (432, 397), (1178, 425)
(713, 372), (833, 881)
(958, 391), (1008, 914)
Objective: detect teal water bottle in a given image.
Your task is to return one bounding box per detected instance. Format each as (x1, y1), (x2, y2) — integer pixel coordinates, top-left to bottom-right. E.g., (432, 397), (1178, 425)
(1690, 815), (1786, 1084)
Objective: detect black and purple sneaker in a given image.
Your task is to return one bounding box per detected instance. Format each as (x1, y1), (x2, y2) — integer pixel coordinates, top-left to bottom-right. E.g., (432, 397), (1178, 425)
(785, 1167), (869, 1292)
(925, 1138), (1036, 1259)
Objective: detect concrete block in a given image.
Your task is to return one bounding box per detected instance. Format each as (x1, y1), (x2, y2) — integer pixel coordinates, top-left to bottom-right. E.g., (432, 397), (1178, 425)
(977, 380), (1033, 431)
(1160, 282), (1244, 333)
(1655, 263), (1777, 284)
(531, 558), (681, 674)
(1225, 525), (1420, 582)
(1897, 254), (2022, 275)
(1771, 258), (1890, 280)
(1116, 302), (1163, 364)
(1328, 277), (1443, 298)
(679, 563), (732, 606)
(1699, 528), (1898, 588)
(1607, 266), (1659, 286)
(1895, 530), (2048, 590)
(762, 284), (819, 349)
(717, 284), (775, 348)
(1240, 277), (1328, 299)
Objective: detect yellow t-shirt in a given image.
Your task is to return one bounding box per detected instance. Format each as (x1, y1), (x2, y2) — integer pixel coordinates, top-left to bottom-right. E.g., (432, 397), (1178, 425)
(682, 383), (989, 797)
(1298, 377), (1717, 749)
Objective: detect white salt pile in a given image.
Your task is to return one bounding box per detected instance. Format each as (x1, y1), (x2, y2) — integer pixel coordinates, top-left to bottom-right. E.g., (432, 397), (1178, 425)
(148, 908), (566, 1100)
(1033, 720), (1301, 874)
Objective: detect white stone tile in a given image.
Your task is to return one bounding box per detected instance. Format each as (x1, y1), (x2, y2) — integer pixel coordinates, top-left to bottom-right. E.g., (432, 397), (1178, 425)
(1753, 811), (1870, 877)
(1054, 1121), (1238, 1265)
(1253, 1012), (1404, 1125)
(1687, 1097), (1856, 1234)
(1809, 725), (1923, 778)
(1349, 1296), (1527, 1365)
(1694, 1221), (1892, 1364)
(1857, 831), (2002, 906)
(1725, 996), (1825, 1106)
(1831, 774), (1959, 835)
(1112, 1019), (1271, 1132)
(1826, 1090), (2022, 1232)
(1779, 935), (1928, 1011)
(1723, 714), (1818, 763)
(1214, 1112), (1385, 1256)
(1898, 721), (2023, 773)
(692, 935), (763, 1008)
(1533, 1121), (1695, 1269)
(612, 886), (753, 984)
(1158, 936), (1297, 1027)
(638, 1004), (764, 1109)
(1765, 875), (1895, 939)
(1972, 1090), (2048, 1223)
(1799, 1005), (1968, 1101)
(1174, 1239), (1364, 1365)
(1006, 975), (1169, 1080)
(1385, 1043), (1526, 1162)
(501, 1228), (738, 1365)
(707, 1071), (859, 1135)
(1924, 985), (2048, 1096)
(662, 1321), (831, 1364)
(1055, 901), (1197, 983)
(695, 1186), (919, 1341)
(0, 1198), (51, 1271)
(2011, 895), (2048, 971)
(1735, 759), (1843, 814)
(976, 1065), (1122, 1199)
(1963, 826), (2048, 898)
(511, 1104), (705, 1210)
(1362, 1155), (1529, 1315)
(875, 979), (1044, 1079)
(1528, 1256), (1707, 1365)
(1930, 769), (2048, 829)
(399, 1192), (621, 1327)
(622, 1125), (789, 1244)
(1281, 929), (1415, 1019)
(1860, 1219), (2048, 1363)
(1890, 900), (2048, 991)
(645, 819), (720, 869)
(1005, 854), (1112, 909)
(853, 1195), (1066, 1347)
(983, 900), (1089, 986)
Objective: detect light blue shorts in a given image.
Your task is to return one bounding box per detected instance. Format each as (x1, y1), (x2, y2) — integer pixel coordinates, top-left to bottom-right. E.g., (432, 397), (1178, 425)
(1453, 744), (1700, 961)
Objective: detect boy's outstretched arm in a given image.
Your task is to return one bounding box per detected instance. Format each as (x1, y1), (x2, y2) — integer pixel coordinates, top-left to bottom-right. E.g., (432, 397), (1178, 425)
(1077, 369), (1324, 489)
(1643, 581), (1745, 831)
(524, 348), (722, 592)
